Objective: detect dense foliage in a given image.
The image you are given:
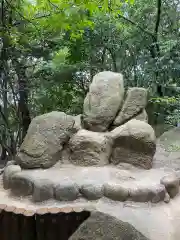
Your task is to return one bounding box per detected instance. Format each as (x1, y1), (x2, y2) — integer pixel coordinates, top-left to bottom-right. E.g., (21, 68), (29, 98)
(0, 0), (180, 160)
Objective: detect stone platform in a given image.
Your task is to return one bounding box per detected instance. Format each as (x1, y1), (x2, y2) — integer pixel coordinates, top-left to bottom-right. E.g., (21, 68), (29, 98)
(3, 162), (180, 204)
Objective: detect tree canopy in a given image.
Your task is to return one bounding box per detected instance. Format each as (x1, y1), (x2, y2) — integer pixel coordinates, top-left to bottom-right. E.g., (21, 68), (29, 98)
(0, 0), (180, 160)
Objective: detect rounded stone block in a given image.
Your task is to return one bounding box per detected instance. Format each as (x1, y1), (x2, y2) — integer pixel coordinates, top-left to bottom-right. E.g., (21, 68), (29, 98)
(160, 174), (179, 198)
(10, 172), (33, 196)
(150, 184), (166, 203)
(129, 184), (166, 203)
(103, 182), (129, 201)
(32, 179), (54, 202)
(54, 181), (79, 201)
(80, 183), (104, 200)
(69, 129), (112, 166)
(3, 165), (21, 189)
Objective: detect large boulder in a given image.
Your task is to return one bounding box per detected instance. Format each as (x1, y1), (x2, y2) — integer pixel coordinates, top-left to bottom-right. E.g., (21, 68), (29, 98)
(111, 119), (156, 169)
(16, 111), (75, 169)
(69, 129), (112, 166)
(69, 211), (149, 240)
(83, 71), (124, 132)
(113, 87), (148, 126)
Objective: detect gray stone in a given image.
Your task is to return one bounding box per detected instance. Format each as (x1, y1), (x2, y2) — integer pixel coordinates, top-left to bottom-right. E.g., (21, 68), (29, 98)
(111, 119), (156, 169)
(32, 179), (54, 202)
(113, 87), (148, 126)
(3, 165), (21, 189)
(103, 182), (129, 201)
(83, 71), (124, 132)
(134, 110), (148, 122)
(69, 211), (149, 240)
(80, 183), (104, 200)
(10, 172), (33, 196)
(150, 184), (166, 203)
(160, 174), (179, 198)
(69, 129), (112, 166)
(54, 180), (79, 201)
(16, 111), (75, 169)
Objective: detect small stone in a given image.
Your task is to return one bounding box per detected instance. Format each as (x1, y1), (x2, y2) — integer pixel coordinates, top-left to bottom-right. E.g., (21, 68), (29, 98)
(69, 129), (112, 166)
(54, 181), (79, 201)
(129, 186), (151, 202)
(160, 174), (179, 198)
(151, 184), (166, 203)
(10, 172), (33, 196)
(103, 182), (129, 201)
(80, 183), (104, 200)
(32, 179), (54, 202)
(3, 165), (21, 189)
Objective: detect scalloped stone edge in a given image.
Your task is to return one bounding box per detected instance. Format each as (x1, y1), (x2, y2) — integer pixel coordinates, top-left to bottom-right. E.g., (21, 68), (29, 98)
(2, 164), (180, 204)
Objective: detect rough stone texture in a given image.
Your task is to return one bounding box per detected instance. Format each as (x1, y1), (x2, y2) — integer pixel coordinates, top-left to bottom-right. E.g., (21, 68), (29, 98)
(83, 71), (124, 132)
(134, 110), (148, 122)
(103, 182), (129, 201)
(80, 183), (104, 200)
(32, 179), (54, 202)
(111, 119), (156, 169)
(69, 211), (149, 240)
(113, 87), (148, 126)
(160, 174), (179, 198)
(16, 111), (75, 169)
(10, 172), (33, 196)
(69, 129), (112, 166)
(128, 184), (166, 203)
(3, 165), (21, 189)
(54, 180), (79, 201)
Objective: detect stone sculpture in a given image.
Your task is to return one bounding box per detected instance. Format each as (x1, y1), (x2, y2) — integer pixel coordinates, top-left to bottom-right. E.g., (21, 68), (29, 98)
(2, 71), (180, 207)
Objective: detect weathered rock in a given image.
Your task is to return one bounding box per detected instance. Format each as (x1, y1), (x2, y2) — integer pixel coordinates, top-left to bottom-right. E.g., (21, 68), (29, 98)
(113, 87), (148, 126)
(3, 165), (21, 189)
(69, 211), (149, 240)
(103, 182), (129, 201)
(150, 184), (166, 203)
(134, 110), (148, 122)
(160, 174), (179, 198)
(111, 119), (156, 169)
(69, 129), (112, 166)
(10, 172), (33, 196)
(54, 180), (79, 201)
(128, 184), (166, 203)
(16, 111), (75, 169)
(32, 179), (54, 202)
(80, 183), (104, 200)
(83, 71), (124, 132)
